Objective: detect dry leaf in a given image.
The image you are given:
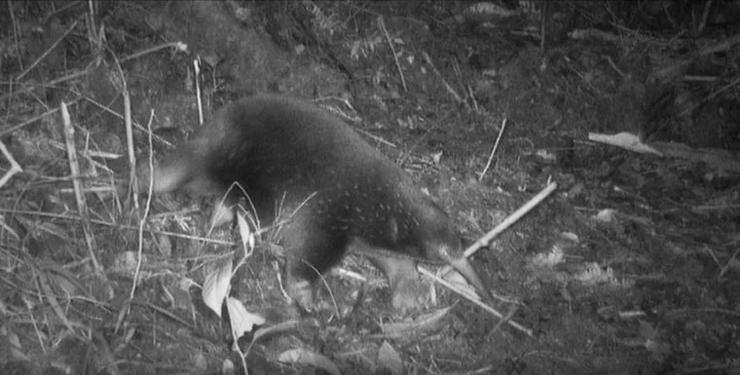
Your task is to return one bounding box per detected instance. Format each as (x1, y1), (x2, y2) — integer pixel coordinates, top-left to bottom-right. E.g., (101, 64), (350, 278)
(202, 257), (233, 317)
(277, 348), (340, 375)
(377, 341), (403, 375)
(226, 297), (265, 339)
(588, 132), (662, 155)
(381, 305), (452, 336)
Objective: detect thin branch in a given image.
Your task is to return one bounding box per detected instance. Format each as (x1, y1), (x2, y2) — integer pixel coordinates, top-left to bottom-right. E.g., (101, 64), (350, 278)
(697, 0), (713, 35)
(418, 266), (533, 337)
(123, 90), (139, 212)
(119, 41), (188, 63)
(0, 208), (237, 246)
(463, 181), (558, 259)
(81, 95), (173, 147)
(439, 182), (559, 277)
(680, 75), (740, 117)
(130, 110), (156, 302)
(378, 17), (407, 92)
(0, 98), (81, 137)
(422, 51), (468, 108)
(478, 117), (507, 182)
(8, 0), (23, 75)
(0, 67), (91, 104)
(652, 32), (740, 82)
(539, 1), (547, 51)
(194, 58), (204, 125)
(16, 21), (79, 81)
(60, 101), (102, 272)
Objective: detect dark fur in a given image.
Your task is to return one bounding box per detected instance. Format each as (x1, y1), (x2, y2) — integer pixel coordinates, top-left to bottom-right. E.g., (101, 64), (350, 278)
(142, 95), (488, 310)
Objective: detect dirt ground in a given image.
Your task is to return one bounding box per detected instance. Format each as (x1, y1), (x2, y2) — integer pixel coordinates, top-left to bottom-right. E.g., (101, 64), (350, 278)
(1, 1), (740, 374)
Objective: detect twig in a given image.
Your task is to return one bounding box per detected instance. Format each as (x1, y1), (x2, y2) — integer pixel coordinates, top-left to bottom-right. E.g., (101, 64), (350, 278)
(0, 140), (23, 188)
(130, 110), (156, 302)
(26, 299), (47, 353)
(86, 0), (98, 51)
(0, 98), (82, 137)
(420, 182), (559, 337)
(36, 268), (77, 333)
(698, 32), (740, 57)
(314, 96), (361, 123)
(136, 301), (195, 329)
(7, 0), (22, 69)
(539, 1), (547, 51)
(17, 21), (79, 81)
(0, 208), (237, 246)
(718, 246), (740, 279)
(438, 182), (558, 279)
(418, 266), (533, 337)
(119, 41), (188, 63)
(466, 85), (479, 112)
(0, 67), (91, 104)
(462, 181), (558, 259)
(697, 0), (713, 35)
(194, 58), (204, 125)
(683, 75), (718, 82)
(355, 128), (397, 149)
(605, 56), (626, 78)
(378, 17), (407, 92)
(478, 117), (507, 182)
(680, 75), (740, 117)
(568, 28), (622, 43)
(652, 32), (740, 82)
(81, 95), (173, 147)
(41, 1), (81, 24)
(60, 101), (102, 272)
(91, 330), (121, 375)
(422, 51), (468, 108)
(115, 110), (155, 335)
(487, 303), (520, 337)
(123, 90), (140, 213)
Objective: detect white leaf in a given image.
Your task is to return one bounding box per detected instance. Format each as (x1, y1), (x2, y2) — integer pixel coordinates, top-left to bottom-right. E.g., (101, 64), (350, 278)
(588, 132), (662, 155)
(225, 297), (265, 339)
(593, 208), (618, 223)
(236, 211), (255, 254)
(202, 258), (233, 317)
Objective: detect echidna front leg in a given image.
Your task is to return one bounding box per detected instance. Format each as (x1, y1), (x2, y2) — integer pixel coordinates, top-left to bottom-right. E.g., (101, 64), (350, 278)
(280, 214), (348, 311)
(284, 258), (317, 310)
(366, 253), (432, 312)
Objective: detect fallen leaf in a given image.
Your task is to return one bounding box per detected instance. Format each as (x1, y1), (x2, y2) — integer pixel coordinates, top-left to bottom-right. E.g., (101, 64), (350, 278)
(202, 257), (233, 317)
(226, 297), (265, 339)
(377, 341), (403, 375)
(381, 305), (452, 336)
(277, 348), (340, 375)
